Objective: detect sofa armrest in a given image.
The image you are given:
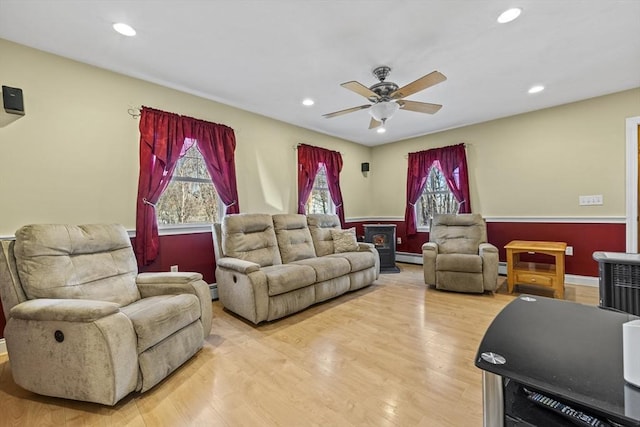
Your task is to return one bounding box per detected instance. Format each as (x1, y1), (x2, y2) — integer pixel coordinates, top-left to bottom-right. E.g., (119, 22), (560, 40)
(479, 243), (499, 292)
(422, 242), (438, 285)
(9, 299), (120, 322)
(217, 257), (261, 274)
(136, 271), (213, 339)
(479, 243), (498, 255)
(136, 272), (206, 297)
(357, 242), (374, 250)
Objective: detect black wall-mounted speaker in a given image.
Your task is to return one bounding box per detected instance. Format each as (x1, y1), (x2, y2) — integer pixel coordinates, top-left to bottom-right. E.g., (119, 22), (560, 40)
(2, 86), (25, 115)
(361, 162), (370, 172)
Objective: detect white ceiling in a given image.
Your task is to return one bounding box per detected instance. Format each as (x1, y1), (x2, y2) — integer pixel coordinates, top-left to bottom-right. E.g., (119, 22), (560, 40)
(1, 0), (639, 146)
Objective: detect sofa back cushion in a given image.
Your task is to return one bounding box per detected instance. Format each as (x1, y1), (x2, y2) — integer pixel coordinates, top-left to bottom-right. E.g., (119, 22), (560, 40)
(430, 214), (487, 255)
(222, 213), (282, 267)
(14, 224), (140, 306)
(307, 214), (341, 257)
(273, 214), (317, 263)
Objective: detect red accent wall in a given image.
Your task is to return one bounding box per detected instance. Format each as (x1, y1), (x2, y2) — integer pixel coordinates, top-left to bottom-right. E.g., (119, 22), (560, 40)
(138, 232), (217, 284)
(346, 220), (626, 277)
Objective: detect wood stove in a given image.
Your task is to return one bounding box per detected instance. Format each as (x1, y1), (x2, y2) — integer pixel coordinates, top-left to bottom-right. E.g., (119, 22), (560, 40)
(364, 224), (400, 273)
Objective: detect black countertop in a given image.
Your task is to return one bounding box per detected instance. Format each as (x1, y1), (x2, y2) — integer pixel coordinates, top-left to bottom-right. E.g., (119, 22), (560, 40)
(475, 295), (640, 426)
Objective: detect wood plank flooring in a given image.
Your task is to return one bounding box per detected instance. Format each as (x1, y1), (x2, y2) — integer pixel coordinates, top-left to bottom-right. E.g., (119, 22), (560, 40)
(0, 264), (598, 426)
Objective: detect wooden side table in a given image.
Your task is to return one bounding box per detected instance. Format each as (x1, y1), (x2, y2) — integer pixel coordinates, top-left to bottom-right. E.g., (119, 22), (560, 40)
(505, 240), (567, 299)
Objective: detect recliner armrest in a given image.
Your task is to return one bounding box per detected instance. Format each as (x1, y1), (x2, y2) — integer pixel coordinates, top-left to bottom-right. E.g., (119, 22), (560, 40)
(357, 242), (374, 250)
(422, 242), (438, 253)
(217, 257), (261, 274)
(136, 272), (203, 284)
(9, 299), (120, 322)
(479, 243), (498, 255)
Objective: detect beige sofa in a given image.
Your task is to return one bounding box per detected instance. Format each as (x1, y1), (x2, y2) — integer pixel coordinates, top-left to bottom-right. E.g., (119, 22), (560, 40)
(212, 213), (379, 324)
(0, 224), (212, 405)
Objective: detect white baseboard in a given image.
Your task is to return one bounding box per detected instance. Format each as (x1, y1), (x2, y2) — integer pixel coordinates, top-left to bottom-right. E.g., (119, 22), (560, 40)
(0, 338), (6, 355)
(396, 252), (599, 287)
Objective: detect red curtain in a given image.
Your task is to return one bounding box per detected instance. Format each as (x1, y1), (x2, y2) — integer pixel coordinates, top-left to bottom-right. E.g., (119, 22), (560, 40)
(404, 143), (471, 235)
(297, 144), (346, 226)
(438, 143), (471, 214)
(134, 107), (187, 265)
(135, 107), (239, 266)
(189, 118), (240, 215)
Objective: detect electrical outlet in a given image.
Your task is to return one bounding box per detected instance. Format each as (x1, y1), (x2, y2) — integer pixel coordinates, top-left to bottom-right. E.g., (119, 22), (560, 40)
(565, 246), (573, 256)
(397, 237), (402, 244)
(579, 195), (604, 206)
(170, 265), (178, 272)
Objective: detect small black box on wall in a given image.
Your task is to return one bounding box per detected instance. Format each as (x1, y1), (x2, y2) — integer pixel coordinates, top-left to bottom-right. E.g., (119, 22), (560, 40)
(361, 162), (370, 172)
(2, 86), (25, 115)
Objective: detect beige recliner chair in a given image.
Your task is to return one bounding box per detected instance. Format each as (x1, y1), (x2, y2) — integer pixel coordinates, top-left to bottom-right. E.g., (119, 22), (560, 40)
(422, 214), (499, 293)
(0, 224), (212, 405)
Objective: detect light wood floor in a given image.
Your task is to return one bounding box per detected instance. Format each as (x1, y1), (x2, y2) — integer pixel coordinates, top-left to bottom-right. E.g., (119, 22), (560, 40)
(0, 264), (598, 426)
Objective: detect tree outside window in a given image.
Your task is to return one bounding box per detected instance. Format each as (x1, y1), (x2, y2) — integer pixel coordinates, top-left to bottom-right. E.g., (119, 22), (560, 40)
(416, 165), (459, 229)
(156, 143), (220, 224)
(305, 164), (334, 214)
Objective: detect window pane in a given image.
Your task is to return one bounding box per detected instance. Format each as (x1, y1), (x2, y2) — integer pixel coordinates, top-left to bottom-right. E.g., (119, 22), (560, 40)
(305, 164), (334, 214)
(416, 166), (459, 228)
(157, 145), (220, 224)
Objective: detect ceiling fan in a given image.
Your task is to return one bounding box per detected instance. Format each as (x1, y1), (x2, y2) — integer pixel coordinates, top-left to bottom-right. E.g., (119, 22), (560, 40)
(323, 66), (446, 131)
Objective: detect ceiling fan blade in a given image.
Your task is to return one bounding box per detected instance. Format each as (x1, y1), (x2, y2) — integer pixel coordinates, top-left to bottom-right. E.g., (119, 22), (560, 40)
(322, 104), (371, 119)
(397, 100), (443, 114)
(368, 117), (382, 129)
(341, 81), (380, 100)
(390, 71), (447, 99)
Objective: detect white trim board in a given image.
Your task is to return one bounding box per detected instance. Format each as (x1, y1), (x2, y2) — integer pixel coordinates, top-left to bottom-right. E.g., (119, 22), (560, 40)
(626, 116), (640, 253)
(396, 252), (598, 287)
(0, 338), (6, 355)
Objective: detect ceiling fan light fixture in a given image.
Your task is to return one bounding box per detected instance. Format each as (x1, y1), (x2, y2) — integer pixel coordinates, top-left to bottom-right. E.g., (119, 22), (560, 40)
(497, 8), (522, 24)
(369, 101), (400, 121)
(302, 98), (315, 106)
(377, 127), (386, 134)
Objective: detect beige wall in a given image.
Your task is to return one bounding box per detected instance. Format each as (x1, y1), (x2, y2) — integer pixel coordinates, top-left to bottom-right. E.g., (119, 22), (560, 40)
(371, 88), (640, 218)
(1, 38), (639, 237)
(0, 39), (372, 236)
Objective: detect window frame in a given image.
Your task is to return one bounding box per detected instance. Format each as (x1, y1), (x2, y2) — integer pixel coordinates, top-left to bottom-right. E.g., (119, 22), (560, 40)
(415, 165), (460, 232)
(304, 163), (336, 215)
(156, 143), (224, 229)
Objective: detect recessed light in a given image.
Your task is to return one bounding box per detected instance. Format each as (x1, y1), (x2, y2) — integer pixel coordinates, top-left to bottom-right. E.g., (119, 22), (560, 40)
(377, 127), (386, 134)
(528, 85), (545, 94)
(302, 98), (314, 106)
(113, 22), (136, 37)
(497, 8), (522, 24)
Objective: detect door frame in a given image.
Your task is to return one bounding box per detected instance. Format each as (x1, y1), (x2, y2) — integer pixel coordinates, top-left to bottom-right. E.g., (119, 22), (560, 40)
(625, 116), (640, 252)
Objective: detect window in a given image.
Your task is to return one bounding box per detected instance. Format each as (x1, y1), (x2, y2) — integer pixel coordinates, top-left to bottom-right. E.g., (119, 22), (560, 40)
(416, 165), (460, 229)
(156, 143), (221, 225)
(305, 164), (334, 214)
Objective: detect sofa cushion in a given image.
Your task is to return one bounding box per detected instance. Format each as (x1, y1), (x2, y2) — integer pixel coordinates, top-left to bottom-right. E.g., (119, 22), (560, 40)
(120, 294), (201, 354)
(292, 256), (351, 282)
(436, 253), (482, 273)
(327, 251), (376, 272)
(330, 228), (358, 253)
(262, 264), (316, 296)
(222, 213), (282, 267)
(273, 214), (317, 263)
(13, 224), (140, 306)
(307, 214), (341, 257)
